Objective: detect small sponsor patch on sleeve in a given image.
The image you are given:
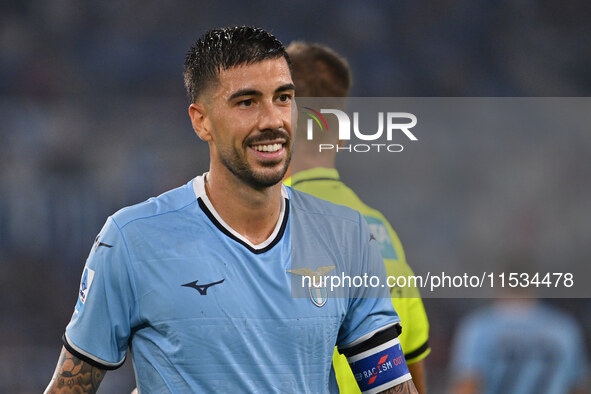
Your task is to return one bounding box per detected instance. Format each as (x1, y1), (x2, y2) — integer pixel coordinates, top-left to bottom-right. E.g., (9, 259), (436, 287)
(75, 267), (95, 312)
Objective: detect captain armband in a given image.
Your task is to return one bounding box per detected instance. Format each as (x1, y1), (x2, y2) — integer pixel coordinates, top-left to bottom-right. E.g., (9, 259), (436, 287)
(340, 326), (412, 394)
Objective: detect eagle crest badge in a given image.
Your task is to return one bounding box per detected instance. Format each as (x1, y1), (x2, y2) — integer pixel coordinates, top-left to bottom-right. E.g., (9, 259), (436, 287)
(287, 265), (335, 307)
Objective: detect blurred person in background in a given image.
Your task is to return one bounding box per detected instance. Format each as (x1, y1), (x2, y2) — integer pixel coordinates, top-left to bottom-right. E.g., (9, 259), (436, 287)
(448, 255), (589, 394)
(285, 41), (431, 394)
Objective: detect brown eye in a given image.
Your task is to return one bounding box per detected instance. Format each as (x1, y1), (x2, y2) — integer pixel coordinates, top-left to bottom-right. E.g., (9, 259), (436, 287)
(238, 99), (253, 107)
(278, 94), (292, 103)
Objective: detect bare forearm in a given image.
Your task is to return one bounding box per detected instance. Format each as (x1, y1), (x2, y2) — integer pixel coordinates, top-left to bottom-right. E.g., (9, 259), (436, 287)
(45, 347), (106, 394)
(378, 379), (419, 394)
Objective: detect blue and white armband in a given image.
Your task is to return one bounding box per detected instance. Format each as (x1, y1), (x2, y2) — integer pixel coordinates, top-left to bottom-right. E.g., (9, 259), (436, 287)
(340, 326), (412, 394)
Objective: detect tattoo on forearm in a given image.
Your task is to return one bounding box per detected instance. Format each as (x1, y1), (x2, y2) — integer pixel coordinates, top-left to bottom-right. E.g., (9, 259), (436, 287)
(378, 380), (419, 394)
(46, 350), (106, 393)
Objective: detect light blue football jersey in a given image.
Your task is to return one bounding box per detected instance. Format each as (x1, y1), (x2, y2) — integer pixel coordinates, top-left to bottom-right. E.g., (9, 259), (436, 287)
(450, 301), (588, 394)
(65, 174), (400, 393)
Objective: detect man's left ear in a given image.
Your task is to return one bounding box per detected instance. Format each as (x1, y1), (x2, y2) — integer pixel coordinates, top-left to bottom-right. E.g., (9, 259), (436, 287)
(188, 103), (212, 141)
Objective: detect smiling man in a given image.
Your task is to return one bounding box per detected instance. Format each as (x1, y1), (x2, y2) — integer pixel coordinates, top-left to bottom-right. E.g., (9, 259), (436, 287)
(45, 26), (417, 393)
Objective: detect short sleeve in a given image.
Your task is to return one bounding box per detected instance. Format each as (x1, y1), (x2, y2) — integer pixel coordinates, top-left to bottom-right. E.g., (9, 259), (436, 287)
(63, 216), (138, 369)
(336, 212), (400, 349)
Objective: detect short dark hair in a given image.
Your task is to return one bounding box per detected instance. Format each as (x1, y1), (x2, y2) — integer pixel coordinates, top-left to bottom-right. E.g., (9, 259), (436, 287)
(184, 26), (290, 103)
(286, 41), (352, 97)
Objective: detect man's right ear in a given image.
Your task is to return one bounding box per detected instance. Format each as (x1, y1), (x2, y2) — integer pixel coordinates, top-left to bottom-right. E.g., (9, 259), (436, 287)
(188, 103), (212, 141)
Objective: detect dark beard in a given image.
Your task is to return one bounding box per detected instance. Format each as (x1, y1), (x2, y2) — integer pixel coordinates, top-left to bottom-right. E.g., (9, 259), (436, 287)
(219, 145), (292, 190)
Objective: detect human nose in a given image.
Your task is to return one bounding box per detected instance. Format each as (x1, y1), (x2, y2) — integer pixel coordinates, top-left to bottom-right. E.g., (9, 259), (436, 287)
(257, 100), (285, 131)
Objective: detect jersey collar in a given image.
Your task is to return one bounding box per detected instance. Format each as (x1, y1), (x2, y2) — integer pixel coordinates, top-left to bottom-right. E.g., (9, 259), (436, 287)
(192, 173), (289, 254)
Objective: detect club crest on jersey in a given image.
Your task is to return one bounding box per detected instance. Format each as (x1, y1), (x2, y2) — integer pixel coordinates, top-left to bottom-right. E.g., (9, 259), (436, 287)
(287, 265), (335, 308)
(75, 267), (95, 312)
(309, 283), (327, 307)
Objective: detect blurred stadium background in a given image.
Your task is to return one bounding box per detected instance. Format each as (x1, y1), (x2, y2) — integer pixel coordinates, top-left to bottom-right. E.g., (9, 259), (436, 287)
(1, 1), (590, 392)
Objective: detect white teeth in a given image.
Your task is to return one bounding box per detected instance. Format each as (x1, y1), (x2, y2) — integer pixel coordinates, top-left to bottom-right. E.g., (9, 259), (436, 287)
(253, 143), (282, 153)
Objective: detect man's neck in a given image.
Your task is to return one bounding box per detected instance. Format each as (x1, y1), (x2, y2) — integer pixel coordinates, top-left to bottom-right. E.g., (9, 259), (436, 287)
(204, 167), (284, 245)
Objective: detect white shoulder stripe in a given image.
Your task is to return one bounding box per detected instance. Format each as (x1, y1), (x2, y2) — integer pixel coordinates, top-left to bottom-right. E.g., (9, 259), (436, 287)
(64, 332), (125, 368)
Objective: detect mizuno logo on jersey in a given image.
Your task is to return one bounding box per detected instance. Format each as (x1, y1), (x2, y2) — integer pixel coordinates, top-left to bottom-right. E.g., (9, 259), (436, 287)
(182, 279), (225, 295)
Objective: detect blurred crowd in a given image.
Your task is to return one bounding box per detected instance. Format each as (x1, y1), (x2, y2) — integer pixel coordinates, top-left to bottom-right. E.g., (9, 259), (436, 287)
(2, 1), (590, 98)
(1, 1), (590, 392)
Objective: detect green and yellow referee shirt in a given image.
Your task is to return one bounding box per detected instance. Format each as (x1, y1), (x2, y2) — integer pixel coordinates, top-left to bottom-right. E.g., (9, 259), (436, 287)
(286, 167), (430, 393)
